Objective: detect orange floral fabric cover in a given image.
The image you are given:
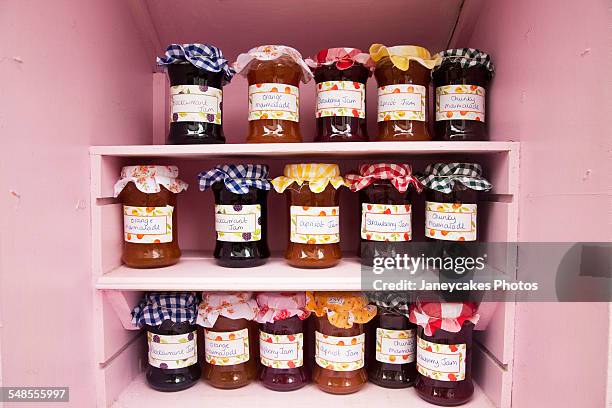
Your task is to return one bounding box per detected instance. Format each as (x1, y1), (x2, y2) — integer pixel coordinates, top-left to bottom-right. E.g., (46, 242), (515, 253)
(114, 165), (188, 197)
(305, 291), (376, 328)
(197, 291), (258, 328)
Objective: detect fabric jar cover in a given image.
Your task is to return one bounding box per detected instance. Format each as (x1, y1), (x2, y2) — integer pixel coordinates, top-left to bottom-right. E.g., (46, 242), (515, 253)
(369, 44), (441, 71)
(255, 292), (311, 323)
(432, 48), (495, 77)
(233, 45), (313, 83)
(131, 292), (199, 327)
(367, 291), (412, 318)
(271, 163), (346, 194)
(305, 291), (377, 329)
(156, 43), (235, 84)
(345, 163), (423, 193)
(197, 291), (258, 328)
(305, 47), (374, 71)
(409, 301), (480, 336)
(198, 164), (272, 194)
(114, 165), (189, 197)
(418, 162), (492, 194)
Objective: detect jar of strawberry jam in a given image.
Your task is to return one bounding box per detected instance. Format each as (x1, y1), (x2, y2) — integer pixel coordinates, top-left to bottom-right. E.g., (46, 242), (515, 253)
(256, 292), (311, 391)
(306, 48), (372, 142)
(114, 165), (188, 268)
(197, 292), (259, 389)
(306, 292), (377, 394)
(157, 44), (235, 144)
(234, 45), (312, 143)
(410, 301), (480, 406)
(369, 44), (440, 141)
(272, 164), (346, 268)
(132, 292), (201, 392)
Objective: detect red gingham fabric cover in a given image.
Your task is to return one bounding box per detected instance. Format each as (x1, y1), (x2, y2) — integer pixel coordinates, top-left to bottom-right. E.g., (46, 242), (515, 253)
(409, 301), (480, 336)
(306, 47), (373, 71)
(345, 163), (423, 193)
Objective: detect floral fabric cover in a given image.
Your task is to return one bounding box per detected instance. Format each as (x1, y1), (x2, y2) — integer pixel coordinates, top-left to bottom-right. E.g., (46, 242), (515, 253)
(369, 44), (440, 71)
(233, 45), (313, 83)
(114, 165), (188, 197)
(131, 292), (198, 327)
(345, 163), (422, 193)
(255, 292), (310, 323)
(197, 291), (258, 328)
(306, 47), (373, 71)
(271, 163), (346, 194)
(306, 291), (377, 329)
(409, 301), (480, 336)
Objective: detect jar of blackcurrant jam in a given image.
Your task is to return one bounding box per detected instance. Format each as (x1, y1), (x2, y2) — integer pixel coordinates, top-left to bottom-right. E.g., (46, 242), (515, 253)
(306, 48), (373, 142)
(345, 163), (422, 265)
(256, 292), (311, 391)
(306, 292), (377, 394)
(272, 164), (346, 268)
(410, 301), (480, 406)
(132, 292), (201, 392)
(157, 44), (235, 144)
(197, 292), (259, 389)
(114, 165), (188, 268)
(198, 164), (271, 267)
(366, 292), (417, 388)
(369, 44), (440, 141)
(233, 45), (312, 143)
(432, 49), (495, 141)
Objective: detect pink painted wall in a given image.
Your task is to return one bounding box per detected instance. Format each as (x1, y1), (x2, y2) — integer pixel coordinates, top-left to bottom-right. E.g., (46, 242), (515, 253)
(0, 0), (153, 406)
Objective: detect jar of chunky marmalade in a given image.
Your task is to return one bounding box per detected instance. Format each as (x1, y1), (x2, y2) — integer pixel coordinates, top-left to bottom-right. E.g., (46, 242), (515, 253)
(306, 292), (377, 394)
(306, 48), (372, 142)
(197, 292), (259, 389)
(198, 165), (271, 268)
(132, 292), (201, 392)
(234, 45), (312, 143)
(272, 164), (346, 268)
(114, 165), (188, 268)
(410, 301), (480, 406)
(432, 49), (495, 141)
(157, 44), (235, 144)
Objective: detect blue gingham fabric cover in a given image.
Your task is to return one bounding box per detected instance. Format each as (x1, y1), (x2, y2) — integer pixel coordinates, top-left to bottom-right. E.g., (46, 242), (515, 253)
(131, 292), (198, 327)
(198, 164), (271, 194)
(418, 163), (492, 194)
(156, 43), (235, 83)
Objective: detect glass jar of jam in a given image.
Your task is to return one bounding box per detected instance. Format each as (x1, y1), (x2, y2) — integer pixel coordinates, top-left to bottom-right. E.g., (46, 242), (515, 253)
(256, 292), (311, 391)
(306, 48), (372, 142)
(197, 292), (259, 389)
(234, 45), (313, 143)
(369, 44), (439, 141)
(157, 44), (235, 144)
(306, 292), (377, 394)
(132, 292), (201, 392)
(366, 292), (417, 388)
(432, 49), (495, 141)
(346, 163), (422, 265)
(198, 165), (271, 267)
(410, 301), (480, 406)
(114, 165), (188, 268)
(272, 164), (346, 268)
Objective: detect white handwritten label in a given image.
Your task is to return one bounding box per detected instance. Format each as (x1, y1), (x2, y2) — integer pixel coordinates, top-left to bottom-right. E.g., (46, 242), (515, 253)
(290, 206), (339, 244)
(362, 203), (412, 241)
(205, 329), (250, 365)
(376, 328), (415, 364)
(248, 83), (299, 122)
(215, 204), (260, 242)
(377, 84), (426, 122)
(259, 332), (303, 368)
(147, 331), (197, 369)
(416, 336), (466, 381)
(436, 85), (485, 122)
(316, 81), (365, 118)
(315, 332), (365, 371)
(425, 202), (477, 241)
(171, 85), (222, 124)
(123, 206), (173, 243)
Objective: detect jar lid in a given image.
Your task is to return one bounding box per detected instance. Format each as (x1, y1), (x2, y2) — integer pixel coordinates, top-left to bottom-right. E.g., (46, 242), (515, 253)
(369, 44), (440, 71)
(198, 164), (271, 194)
(305, 47), (374, 71)
(114, 165), (188, 197)
(367, 291), (412, 318)
(418, 162), (492, 193)
(255, 292), (311, 323)
(305, 291), (377, 328)
(156, 43), (235, 84)
(409, 301), (479, 336)
(131, 292), (198, 327)
(271, 163), (346, 193)
(345, 163), (423, 193)
(233, 45), (313, 83)
(196, 291), (258, 328)
(433, 48), (495, 76)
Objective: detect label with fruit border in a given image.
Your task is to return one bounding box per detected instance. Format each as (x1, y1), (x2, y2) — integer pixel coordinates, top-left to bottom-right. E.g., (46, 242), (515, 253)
(316, 81), (365, 118)
(204, 328), (250, 366)
(248, 83), (299, 122)
(375, 328), (415, 364)
(362, 203), (412, 241)
(315, 332), (365, 371)
(123, 205), (173, 244)
(425, 202), (477, 241)
(416, 336), (466, 381)
(377, 84), (426, 122)
(436, 85), (485, 122)
(290, 206), (339, 244)
(147, 331), (197, 369)
(259, 331), (303, 369)
(215, 204), (261, 242)
(171, 85), (222, 124)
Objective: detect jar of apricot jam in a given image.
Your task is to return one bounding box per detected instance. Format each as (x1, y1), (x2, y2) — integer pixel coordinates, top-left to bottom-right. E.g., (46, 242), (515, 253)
(114, 165), (188, 268)
(272, 164), (346, 268)
(234, 45), (312, 143)
(157, 44), (235, 144)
